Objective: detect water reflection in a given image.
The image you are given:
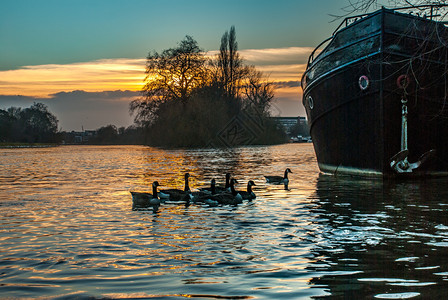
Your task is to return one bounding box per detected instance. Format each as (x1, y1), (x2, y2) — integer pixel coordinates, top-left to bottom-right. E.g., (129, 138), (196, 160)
(136, 145), (307, 193)
(3, 145), (448, 299)
(307, 174), (448, 298)
(0, 145), (321, 299)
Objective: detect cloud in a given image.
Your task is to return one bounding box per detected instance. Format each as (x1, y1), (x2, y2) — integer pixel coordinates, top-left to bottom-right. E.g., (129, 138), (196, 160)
(0, 58), (146, 97)
(272, 83), (305, 117)
(271, 97), (306, 118)
(0, 90), (140, 131)
(0, 47), (312, 98)
(240, 47), (314, 66)
(207, 47), (310, 83)
(273, 81), (301, 88)
(208, 46), (314, 66)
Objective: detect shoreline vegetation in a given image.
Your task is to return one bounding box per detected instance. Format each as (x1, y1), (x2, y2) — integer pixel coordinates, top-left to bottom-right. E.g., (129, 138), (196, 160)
(0, 142), (60, 148)
(1, 27), (298, 149)
(129, 27), (288, 148)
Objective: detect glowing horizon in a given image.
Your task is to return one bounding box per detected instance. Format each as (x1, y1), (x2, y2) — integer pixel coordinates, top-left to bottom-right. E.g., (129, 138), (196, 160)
(0, 47), (311, 98)
(0, 58), (147, 97)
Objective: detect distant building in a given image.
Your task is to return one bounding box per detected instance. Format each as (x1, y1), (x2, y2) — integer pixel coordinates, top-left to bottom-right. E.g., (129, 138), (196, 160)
(297, 116), (307, 127)
(83, 130), (97, 141)
(272, 116), (307, 135)
(272, 117), (298, 134)
(65, 130), (97, 144)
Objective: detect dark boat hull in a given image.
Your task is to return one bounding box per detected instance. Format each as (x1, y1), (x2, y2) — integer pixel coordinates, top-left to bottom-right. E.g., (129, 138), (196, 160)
(302, 8), (448, 178)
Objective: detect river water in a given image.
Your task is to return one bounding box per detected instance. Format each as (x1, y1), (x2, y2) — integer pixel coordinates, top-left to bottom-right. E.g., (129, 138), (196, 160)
(1, 144), (448, 299)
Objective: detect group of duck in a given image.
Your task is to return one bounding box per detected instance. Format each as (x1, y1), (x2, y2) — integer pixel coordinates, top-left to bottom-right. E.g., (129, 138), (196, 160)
(130, 168), (292, 211)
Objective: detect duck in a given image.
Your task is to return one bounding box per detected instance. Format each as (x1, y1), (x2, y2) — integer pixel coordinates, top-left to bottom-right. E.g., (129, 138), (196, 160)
(192, 179), (217, 201)
(130, 181), (161, 211)
(212, 178), (243, 205)
(190, 179), (220, 207)
(264, 168), (292, 185)
(196, 178), (217, 195)
(159, 173), (192, 201)
(238, 180), (256, 200)
(192, 178), (241, 205)
(192, 193), (219, 207)
(199, 173), (231, 194)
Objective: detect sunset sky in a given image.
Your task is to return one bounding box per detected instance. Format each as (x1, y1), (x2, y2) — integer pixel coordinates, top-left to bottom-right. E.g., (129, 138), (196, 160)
(0, 0), (380, 131)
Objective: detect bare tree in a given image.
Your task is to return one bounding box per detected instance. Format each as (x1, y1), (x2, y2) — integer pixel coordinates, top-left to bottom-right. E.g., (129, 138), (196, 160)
(216, 26), (247, 98)
(130, 36), (209, 125)
(242, 66), (275, 116)
(142, 35), (208, 103)
(129, 27), (287, 147)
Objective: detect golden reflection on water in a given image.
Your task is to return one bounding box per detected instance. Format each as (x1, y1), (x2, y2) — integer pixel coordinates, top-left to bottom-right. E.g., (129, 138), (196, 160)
(9, 144), (434, 298)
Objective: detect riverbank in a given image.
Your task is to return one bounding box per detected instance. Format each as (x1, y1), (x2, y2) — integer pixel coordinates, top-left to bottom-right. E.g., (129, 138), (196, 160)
(0, 142), (60, 148)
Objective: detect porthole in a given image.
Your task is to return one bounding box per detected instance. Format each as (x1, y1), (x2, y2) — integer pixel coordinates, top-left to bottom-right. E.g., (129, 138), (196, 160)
(307, 95), (314, 109)
(359, 75), (370, 91)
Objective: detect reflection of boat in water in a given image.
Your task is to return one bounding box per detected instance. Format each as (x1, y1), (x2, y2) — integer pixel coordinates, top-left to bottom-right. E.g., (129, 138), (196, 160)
(306, 174), (448, 298)
(302, 5), (448, 178)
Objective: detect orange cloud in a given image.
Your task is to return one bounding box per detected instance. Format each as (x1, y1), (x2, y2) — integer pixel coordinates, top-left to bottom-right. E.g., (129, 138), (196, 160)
(0, 58), (146, 97)
(210, 46), (312, 84)
(0, 47), (313, 99)
(239, 47), (314, 65)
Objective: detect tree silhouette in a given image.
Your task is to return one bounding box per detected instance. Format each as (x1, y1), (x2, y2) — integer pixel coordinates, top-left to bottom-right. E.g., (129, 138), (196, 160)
(131, 35), (209, 126)
(0, 103), (59, 143)
(142, 35), (208, 103)
(18, 103), (59, 143)
(0, 109), (14, 142)
(216, 26), (247, 99)
(129, 28), (287, 147)
(243, 66), (275, 116)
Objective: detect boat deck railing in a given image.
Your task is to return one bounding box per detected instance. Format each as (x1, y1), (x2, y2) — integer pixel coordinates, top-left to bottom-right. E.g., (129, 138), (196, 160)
(305, 4), (448, 70)
(334, 4), (448, 34)
(303, 4), (448, 91)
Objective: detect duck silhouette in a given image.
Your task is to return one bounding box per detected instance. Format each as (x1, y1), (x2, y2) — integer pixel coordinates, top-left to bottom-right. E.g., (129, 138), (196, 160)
(238, 180), (256, 200)
(192, 179), (217, 202)
(193, 178), (242, 205)
(264, 168), (292, 185)
(130, 181), (161, 211)
(213, 178), (243, 205)
(199, 173), (231, 194)
(159, 173), (192, 201)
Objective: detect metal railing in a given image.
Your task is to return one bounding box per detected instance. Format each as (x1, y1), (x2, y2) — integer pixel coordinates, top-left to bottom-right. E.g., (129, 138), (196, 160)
(307, 4), (448, 67)
(333, 4), (448, 35)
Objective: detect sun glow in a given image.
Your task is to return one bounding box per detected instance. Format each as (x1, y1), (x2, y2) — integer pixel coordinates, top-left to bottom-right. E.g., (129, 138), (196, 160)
(0, 58), (146, 97)
(0, 47), (313, 104)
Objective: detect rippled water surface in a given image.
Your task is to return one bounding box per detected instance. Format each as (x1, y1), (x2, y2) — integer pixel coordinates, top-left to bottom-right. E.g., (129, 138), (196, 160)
(1, 144), (448, 299)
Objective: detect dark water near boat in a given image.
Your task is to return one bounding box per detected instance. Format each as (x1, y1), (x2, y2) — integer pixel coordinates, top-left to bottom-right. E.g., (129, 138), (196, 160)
(1, 144), (448, 299)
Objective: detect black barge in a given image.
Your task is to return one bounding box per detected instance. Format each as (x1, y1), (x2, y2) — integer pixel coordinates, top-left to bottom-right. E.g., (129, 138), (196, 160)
(302, 5), (448, 177)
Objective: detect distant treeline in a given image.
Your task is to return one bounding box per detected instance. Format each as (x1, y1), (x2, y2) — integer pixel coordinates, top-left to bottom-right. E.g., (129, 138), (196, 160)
(61, 125), (145, 145)
(129, 27), (288, 148)
(0, 101), (290, 146)
(0, 103), (144, 145)
(0, 103), (60, 144)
